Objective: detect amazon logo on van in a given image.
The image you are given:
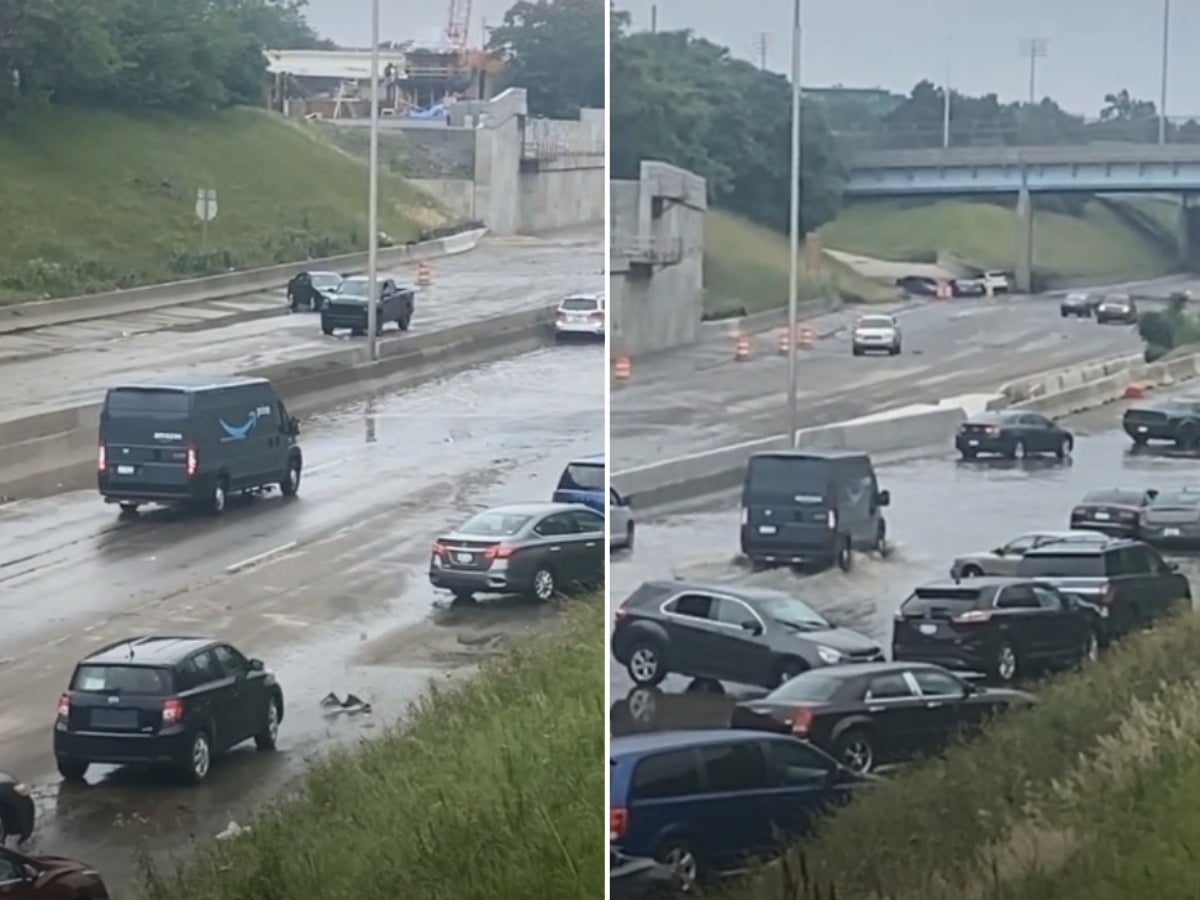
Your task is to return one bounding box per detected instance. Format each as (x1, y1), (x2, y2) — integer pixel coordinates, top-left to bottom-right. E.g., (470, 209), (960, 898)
(219, 405), (273, 442)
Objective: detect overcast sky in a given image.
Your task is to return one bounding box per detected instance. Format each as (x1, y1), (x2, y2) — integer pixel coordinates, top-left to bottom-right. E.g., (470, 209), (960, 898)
(612, 0), (1199, 116)
(302, 0), (521, 51)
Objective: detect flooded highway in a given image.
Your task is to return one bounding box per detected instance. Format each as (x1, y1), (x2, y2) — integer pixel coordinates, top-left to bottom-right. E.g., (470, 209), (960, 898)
(0, 342), (603, 891)
(609, 388), (1200, 734)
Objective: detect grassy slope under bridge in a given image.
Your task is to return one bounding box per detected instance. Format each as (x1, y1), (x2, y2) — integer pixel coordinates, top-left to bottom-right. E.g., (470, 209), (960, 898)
(0, 107), (447, 304)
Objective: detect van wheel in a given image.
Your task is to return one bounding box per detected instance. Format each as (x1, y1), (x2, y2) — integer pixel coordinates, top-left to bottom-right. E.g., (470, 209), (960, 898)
(399, 313), (412, 331)
(119, 502), (140, 515)
(56, 758), (88, 782)
(280, 457), (301, 497)
(657, 838), (704, 894)
(209, 478), (228, 516)
(836, 539), (853, 572)
(321, 322), (334, 336)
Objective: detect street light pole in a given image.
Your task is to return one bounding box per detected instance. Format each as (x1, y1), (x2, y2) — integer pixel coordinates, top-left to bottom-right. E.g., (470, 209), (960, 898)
(366, 0), (381, 360)
(1020, 38), (1047, 106)
(1159, 0), (1170, 144)
(942, 45), (951, 149)
(785, 0), (802, 446)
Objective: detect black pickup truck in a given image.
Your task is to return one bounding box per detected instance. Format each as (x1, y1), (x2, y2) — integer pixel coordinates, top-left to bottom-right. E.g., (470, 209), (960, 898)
(1123, 396), (1200, 448)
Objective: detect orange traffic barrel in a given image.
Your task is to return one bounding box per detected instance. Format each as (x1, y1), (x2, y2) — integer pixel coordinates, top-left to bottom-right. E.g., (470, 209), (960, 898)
(415, 260), (433, 286)
(778, 328), (791, 354)
(734, 334), (751, 361)
(798, 325), (814, 348)
(1123, 383), (1146, 400)
(613, 356), (632, 382)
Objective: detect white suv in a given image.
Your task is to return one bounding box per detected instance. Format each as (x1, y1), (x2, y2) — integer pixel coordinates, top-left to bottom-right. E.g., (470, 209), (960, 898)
(851, 314), (902, 356)
(554, 292), (605, 340)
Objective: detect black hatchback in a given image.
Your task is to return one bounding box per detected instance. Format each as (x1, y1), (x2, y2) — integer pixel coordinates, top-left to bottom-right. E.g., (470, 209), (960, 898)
(611, 580), (884, 690)
(54, 637), (284, 784)
(955, 411), (1073, 460)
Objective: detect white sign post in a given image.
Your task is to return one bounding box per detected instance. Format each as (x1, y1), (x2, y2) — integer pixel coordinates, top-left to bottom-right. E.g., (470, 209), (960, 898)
(195, 188), (218, 249)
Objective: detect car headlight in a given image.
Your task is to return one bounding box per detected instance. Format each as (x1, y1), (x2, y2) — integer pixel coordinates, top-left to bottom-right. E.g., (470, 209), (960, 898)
(816, 645), (843, 665)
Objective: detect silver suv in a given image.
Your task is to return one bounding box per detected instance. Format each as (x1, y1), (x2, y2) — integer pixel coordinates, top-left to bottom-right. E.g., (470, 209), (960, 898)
(851, 314), (901, 356)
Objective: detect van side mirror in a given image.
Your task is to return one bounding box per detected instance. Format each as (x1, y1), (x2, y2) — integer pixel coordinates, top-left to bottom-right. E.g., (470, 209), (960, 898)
(877, 489), (890, 507)
(289, 416), (300, 435)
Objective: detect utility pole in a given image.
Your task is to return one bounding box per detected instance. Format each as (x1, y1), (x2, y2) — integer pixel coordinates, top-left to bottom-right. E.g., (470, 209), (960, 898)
(1160, 0), (1171, 144)
(942, 44), (951, 149)
(753, 32), (769, 71)
(786, 0), (803, 446)
(366, 0), (380, 360)
(650, 4), (657, 33)
(1020, 38), (1048, 106)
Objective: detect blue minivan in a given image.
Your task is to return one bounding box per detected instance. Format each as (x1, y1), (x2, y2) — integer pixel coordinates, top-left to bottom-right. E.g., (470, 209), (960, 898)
(553, 453), (605, 512)
(610, 729), (867, 891)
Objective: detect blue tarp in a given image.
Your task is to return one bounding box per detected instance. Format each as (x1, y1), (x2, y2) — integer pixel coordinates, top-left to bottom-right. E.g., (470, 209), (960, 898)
(405, 103), (446, 119)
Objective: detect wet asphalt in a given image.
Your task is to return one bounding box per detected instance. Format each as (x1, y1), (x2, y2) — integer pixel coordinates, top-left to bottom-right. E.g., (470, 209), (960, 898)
(609, 388), (1200, 736)
(0, 228), (603, 426)
(0, 342), (603, 891)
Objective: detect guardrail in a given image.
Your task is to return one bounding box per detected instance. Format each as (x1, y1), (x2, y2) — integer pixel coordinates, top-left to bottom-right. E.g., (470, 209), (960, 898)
(0, 227), (488, 335)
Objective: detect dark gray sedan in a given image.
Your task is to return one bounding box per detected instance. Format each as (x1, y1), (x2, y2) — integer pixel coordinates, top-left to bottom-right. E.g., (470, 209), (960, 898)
(1141, 488), (1200, 548)
(429, 502), (604, 603)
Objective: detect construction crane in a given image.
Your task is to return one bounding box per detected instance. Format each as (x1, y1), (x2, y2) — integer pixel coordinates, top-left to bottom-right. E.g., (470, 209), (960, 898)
(445, 0), (472, 51)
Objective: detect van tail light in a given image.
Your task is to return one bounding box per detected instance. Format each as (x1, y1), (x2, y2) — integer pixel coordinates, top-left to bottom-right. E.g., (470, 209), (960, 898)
(57, 694), (70, 720)
(97, 443), (106, 473)
(431, 540), (448, 557)
(790, 707), (814, 737)
(484, 542), (517, 560)
(953, 610), (993, 624)
(610, 806), (628, 840)
(1099, 585), (1117, 606)
(162, 697), (184, 727)
(826, 509), (837, 530)
(185, 443), (198, 478)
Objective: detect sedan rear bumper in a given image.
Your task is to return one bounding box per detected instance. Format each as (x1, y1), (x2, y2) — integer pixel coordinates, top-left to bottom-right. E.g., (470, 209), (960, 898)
(429, 567), (518, 595)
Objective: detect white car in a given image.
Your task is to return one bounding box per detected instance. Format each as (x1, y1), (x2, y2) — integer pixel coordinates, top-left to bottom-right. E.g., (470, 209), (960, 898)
(554, 292), (605, 340)
(851, 314), (901, 356)
(981, 271), (1011, 294)
(609, 487), (634, 551)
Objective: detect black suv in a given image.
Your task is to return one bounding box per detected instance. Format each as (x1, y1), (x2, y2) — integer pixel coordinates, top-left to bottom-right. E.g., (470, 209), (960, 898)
(1016, 538), (1191, 640)
(611, 580), (884, 689)
(54, 637), (284, 784)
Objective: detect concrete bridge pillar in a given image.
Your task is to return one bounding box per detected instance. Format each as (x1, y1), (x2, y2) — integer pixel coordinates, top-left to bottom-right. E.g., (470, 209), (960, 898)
(1013, 186), (1034, 293)
(1179, 194), (1200, 272)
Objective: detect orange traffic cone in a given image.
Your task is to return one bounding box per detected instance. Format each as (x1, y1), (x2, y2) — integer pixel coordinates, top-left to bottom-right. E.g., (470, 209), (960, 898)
(778, 328), (792, 355)
(798, 325), (814, 348)
(613, 355), (632, 383)
(734, 334), (751, 361)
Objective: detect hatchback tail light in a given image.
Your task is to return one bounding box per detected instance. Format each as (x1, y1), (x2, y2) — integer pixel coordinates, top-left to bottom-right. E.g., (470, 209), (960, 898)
(484, 542), (517, 560)
(790, 708), (814, 737)
(185, 443), (198, 478)
(162, 697), (184, 727)
(431, 540), (447, 557)
(610, 806), (628, 840)
(57, 693), (70, 720)
(953, 610), (993, 624)
(97, 443), (106, 473)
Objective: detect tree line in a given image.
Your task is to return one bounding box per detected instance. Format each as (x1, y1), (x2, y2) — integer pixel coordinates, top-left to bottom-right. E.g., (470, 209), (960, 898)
(0, 0), (327, 120)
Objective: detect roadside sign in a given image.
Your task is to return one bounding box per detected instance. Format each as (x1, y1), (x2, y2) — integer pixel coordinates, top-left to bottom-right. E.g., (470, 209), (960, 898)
(195, 188), (218, 222)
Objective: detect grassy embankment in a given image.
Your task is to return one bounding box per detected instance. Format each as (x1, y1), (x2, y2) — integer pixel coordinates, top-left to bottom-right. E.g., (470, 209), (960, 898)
(821, 195), (1182, 289)
(140, 596), (604, 900)
(703, 209), (893, 318)
(0, 107), (448, 303)
(720, 608), (1200, 900)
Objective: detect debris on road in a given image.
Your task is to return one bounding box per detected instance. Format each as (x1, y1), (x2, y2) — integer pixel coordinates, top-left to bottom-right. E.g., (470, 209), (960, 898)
(216, 820), (249, 841)
(320, 692), (373, 716)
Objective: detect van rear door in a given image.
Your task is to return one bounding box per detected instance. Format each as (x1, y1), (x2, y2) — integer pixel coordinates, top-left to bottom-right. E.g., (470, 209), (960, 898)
(742, 456), (834, 553)
(552, 461), (605, 511)
(100, 388), (192, 493)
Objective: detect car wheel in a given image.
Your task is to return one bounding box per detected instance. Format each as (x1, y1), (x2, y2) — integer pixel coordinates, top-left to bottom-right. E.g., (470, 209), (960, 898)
(961, 564), (984, 577)
(528, 566), (557, 602)
(1177, 424), (1200, 450)
(255, 697), (282, 751)
(852, 346), (863, 357)
(182, 731), (212, 784)
(656, 838), (703, 894)
(960, 449), (977, 460)
(1008, 439), (1026, 460)
(1056, 437), (1071, 460)
(626, 640), (667, 687)
(874, 520), (887, 554)
(626, 687), (660, 725)
(321, 322), (334, 335)
(1060, 309), (1068, 318)
(452, 590), (475, 603)
(209, 477), (228, 516)
(351, 327), (365, 337)
(0, 805), (13, 844)
(774, 658), (807, 686)
(1079, 629), (1100, 666)
(994, 642), (1018, 683)
(624, 522), (635, 551)
(57, 758), (88, 782)
(1131, 435), (1148, 447)
(280, 456), (301, 497)
(834, 727), (876, 774)
(118, 502), (140, 514)
(836, 538), (853, 572)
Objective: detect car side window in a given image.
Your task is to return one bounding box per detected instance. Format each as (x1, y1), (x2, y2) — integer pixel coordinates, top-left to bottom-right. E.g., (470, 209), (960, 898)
(1005, 535), (1037, 554)
(713, 597), (759, 628)
(1025, 415), (1051, 428)
(1031, 586), (1065, 611)
(213, 645), (249, 678)
(568, 509), (604, 534)
(189, 650), (223, 686)
(534, 513), (577, 537)
(698, 741), (768, 793)
(667, 593), (716, 620)
(1137, 545), (1168, 573)
(866, 674), (914, 700)
(766, 739), (834, 787)
(912, 669), (964, 697)
(631, 750), (702, 800)
(0, 853), (21, 883)
(996, 585), (1039, 609)
(1118, 546), (1152, 575)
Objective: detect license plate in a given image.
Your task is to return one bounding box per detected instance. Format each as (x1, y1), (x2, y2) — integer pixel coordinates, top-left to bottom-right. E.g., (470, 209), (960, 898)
(1094, 512), (1110, 520)
(456, 552), (474, 564)
(1164, 528), (1181, 537)
(918, 623), (938, 636)
(91, 708), (138, 729)
(1137, 426), (1148, 433)
(116, 465), (135, 475)
(758, 525), (777, 535)
(968, 439), (979, 446)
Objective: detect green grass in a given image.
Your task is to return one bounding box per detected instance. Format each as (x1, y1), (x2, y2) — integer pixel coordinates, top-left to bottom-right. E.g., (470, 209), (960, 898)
(140, 596), (604, 900)
(820, 195), (1181, 285)
(0, 107), (449, 303)
(703, 209), (894, 318)
(719, 609), (1200, 900)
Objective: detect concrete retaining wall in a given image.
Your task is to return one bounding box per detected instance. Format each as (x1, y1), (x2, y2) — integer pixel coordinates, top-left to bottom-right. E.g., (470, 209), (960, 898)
(0, 306), (557, 497)
(0, 228), (487, 334)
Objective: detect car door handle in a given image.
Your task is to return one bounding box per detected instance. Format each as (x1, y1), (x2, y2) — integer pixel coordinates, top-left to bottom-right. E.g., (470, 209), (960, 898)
(549, 546), (562, 552)
(926, 701), (944, 709)
(867, 705), (885, 713)
(585, 542), (597, 547)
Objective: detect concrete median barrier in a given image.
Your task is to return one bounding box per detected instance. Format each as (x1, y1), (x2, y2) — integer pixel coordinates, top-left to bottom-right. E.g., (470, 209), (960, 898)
(0, 228), (488, 335)
(0, 304), (554, 497)
(1012, 350), (1200, 418)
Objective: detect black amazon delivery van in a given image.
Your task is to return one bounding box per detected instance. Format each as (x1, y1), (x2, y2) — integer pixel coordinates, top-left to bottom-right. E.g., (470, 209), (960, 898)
(97, 375), (303, 515)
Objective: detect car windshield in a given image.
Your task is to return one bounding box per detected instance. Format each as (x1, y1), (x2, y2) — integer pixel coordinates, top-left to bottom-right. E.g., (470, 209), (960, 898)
(1152, 491), (1200, 508)
(311, 273), (342, 290)
(561, 297), (599, 311)
(754, 594), (830, 630)
(457, 511), (532, 537)
(768, 670), (845, 702)
(337, 279), (370, 299)
(857, 316), (893, 328)
(71, 664), (173, 694)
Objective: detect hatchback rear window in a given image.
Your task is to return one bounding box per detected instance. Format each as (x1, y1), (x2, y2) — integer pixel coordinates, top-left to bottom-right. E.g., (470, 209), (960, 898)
(900, 587), (983, 616)
(1017, 553), (1106, 577)
(561, 297), (599, 311)
(857, 317), (893, 328)
(559, 463), (604, 492)
(71, 664), (174, 694)
(106, 388), (189, 417)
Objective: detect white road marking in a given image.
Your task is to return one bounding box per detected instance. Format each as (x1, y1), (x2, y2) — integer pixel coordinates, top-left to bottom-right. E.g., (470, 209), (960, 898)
(225, 541), (299, 574)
